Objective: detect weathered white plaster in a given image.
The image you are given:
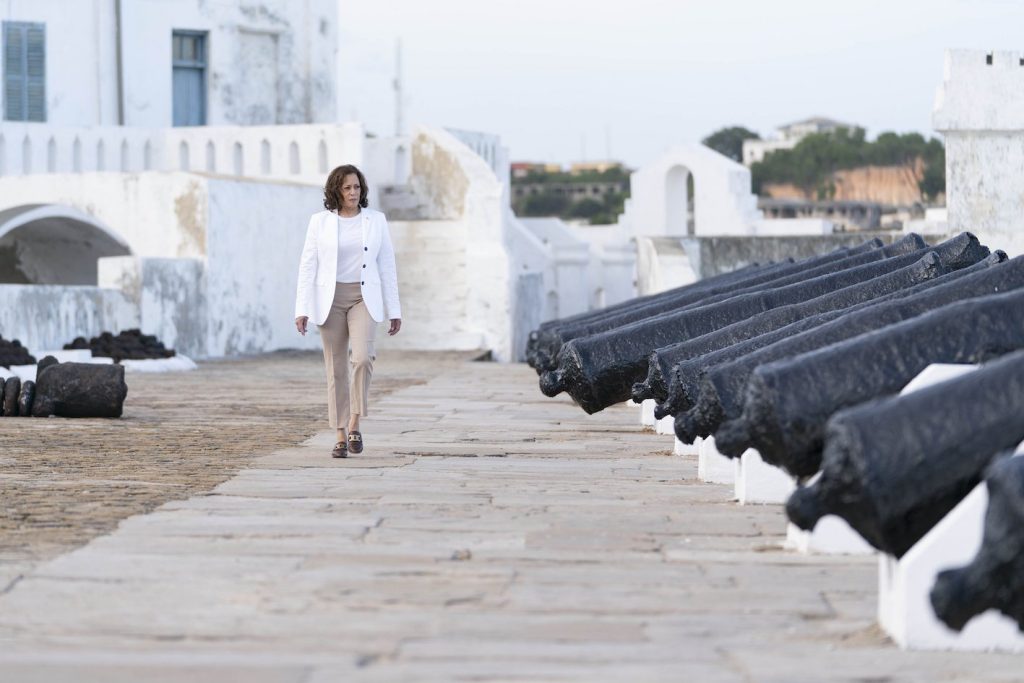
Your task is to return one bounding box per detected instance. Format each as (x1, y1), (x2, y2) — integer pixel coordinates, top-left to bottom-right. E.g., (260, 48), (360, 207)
(697, 436), (735, 486)
(0, 0), (338, 127)
(518, 218), (590, 321)
(786, 517), (875, 556)
(0, 121), (364, 185)
(734, 449), (796, 505)
(634, 236), (698, 296)
(0, 284), (138, 353)
(934, 49), (1024, 258)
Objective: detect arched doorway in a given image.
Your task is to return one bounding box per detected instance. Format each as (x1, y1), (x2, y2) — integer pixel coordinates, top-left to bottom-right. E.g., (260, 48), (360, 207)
(664, 164), (695, 236)
(0, 204), (132, 285)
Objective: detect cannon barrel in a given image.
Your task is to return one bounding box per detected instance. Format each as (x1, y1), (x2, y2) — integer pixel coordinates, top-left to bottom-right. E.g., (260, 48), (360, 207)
(930, 453), (1024, 632)
(543, 235), (982, 415)
(31, 358), (128, 418)
(684, 245), (1018, 448)
(632, 245), (957, 406)
(658, 250), (1006, 420)
(728, 288), (1024, 477)
(531, 237), (903, 372)
(527, 261), (781, 370)
(785, 349), (1024, 557)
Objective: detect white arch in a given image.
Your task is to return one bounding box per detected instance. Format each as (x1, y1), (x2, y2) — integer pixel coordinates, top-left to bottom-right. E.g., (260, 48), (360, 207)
(623, 143), (763, 237)
(0, 203), (131, 251)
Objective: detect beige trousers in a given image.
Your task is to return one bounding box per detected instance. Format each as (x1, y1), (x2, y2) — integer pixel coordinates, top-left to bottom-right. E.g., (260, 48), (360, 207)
(318, 282), (377, 428)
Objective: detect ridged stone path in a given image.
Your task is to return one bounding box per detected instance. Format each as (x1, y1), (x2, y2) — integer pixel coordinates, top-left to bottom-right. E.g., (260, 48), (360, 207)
(0, 359), (1020, 682)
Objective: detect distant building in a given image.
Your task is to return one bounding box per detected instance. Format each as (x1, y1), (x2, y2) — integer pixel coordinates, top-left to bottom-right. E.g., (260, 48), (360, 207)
(568, 161), (623, 175)
(742, 116), (857, 166)
(511, 162), (562, 179)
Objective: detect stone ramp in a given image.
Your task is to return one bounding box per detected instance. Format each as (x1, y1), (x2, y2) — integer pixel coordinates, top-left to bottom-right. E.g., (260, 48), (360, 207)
(0, 362), (1019, 682)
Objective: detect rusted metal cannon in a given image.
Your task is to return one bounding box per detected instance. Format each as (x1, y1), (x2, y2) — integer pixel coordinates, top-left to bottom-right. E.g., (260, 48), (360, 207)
(542, 235), (975, 415)
(725, 288), (1024, 477)
(30, 357), (129, 418)
(531, 237), (904, 372)
(631, 245), (951, 406)
(673, 243), (1011, 446)
(785, 349), (1024, 557)
(930, 453), (1024, 632)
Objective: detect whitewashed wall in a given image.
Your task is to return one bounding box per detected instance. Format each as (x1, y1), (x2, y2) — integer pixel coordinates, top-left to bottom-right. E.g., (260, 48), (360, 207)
(0, 0), (338, 127)
(204, 176), (323, 356)
(934, 49), (1024, 258)
(0, 121), (364, 186)
(0, 284), (137, 354)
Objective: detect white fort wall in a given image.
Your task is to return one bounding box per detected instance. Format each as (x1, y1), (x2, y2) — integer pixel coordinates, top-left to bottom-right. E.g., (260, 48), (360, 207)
(0, 125), (529, 361)
(934, 49), (1024, 258)
(0, 0), (338, 128)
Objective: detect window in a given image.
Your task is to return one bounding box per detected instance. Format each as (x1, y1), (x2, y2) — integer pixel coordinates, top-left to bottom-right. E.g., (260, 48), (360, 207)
(172, 30), (207, 126)
(3, 21), (46, 122)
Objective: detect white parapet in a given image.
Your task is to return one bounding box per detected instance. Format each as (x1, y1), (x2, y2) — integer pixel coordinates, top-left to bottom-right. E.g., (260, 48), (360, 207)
(697, 436), (735, 486)
(734, 449), (796, 505)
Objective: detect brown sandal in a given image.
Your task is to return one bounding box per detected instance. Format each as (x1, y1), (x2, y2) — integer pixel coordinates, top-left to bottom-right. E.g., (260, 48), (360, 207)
(348, 431), (364, 454)
(331, 441), (348, 458)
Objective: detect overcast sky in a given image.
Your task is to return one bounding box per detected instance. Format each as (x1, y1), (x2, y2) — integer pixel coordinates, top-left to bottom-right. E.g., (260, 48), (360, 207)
(338, 0), (1023, 168)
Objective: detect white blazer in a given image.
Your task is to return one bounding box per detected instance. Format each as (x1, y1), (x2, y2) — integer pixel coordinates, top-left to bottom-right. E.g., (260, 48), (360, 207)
(294, 208), (402, 325)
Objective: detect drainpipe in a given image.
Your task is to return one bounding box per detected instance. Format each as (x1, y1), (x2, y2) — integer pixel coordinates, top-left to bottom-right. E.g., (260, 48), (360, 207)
(114, 0), (125, 125)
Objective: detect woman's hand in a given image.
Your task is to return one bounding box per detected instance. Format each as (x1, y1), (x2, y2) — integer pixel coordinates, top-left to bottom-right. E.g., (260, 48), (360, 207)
(295, 316), (309, 336)
(388, 319), (402, 336)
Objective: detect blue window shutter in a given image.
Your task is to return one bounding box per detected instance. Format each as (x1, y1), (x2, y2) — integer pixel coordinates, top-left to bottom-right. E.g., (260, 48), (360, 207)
(3, 21), (44, 122)
(4, 23), (25, 121)
(25, 24), (44, 121)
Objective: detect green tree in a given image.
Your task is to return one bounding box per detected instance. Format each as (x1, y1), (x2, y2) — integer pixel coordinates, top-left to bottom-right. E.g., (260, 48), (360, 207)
(702, 126), (761, 163)
(521, 193), (569, 216)
(750, 127), (945, 202)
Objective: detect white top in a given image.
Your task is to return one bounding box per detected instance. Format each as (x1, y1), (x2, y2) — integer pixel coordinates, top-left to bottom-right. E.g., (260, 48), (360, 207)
(335, 213), (363, 283)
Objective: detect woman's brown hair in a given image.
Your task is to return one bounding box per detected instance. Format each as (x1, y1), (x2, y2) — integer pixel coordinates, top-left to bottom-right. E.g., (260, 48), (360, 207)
(323, 164), (369, 211)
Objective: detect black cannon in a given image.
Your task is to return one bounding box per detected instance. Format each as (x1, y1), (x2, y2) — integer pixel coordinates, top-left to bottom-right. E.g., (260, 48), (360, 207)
(531, 237), (906, 372)
(30, 357), (129, 418)
(724, 288), (1024, 477)
(675, 247), (1017, 446)
(631, 246), (953, 406)
(1, 375), (21, 416)
(931, 453), (1024, 632)
(526, 262), (773, 370)
(0, 334), (36, 368)
(658, 251), (1005, 420)
(786, 349), (1024, 557)
(543, 234), (984, 415)
(64, 329), (176, 363)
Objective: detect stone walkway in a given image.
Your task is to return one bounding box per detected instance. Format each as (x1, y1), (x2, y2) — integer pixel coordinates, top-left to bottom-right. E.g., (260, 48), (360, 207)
(0, 359), (1020, 682)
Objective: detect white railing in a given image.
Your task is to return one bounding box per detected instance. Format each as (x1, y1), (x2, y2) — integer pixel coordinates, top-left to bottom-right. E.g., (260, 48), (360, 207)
(0, 121), (365, 185)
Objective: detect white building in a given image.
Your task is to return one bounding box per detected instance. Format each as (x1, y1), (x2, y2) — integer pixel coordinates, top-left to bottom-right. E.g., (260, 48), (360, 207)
(742, 116), (855, 166)
(0, 0), (566, 363)
(932, 49), (1024, 258)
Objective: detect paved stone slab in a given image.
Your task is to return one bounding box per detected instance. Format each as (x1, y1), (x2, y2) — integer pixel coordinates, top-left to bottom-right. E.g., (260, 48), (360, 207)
(0, 359), (1020, 681)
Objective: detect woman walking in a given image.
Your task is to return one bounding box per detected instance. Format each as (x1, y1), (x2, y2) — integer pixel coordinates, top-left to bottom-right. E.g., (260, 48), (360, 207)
(295, 164), (402, 458)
